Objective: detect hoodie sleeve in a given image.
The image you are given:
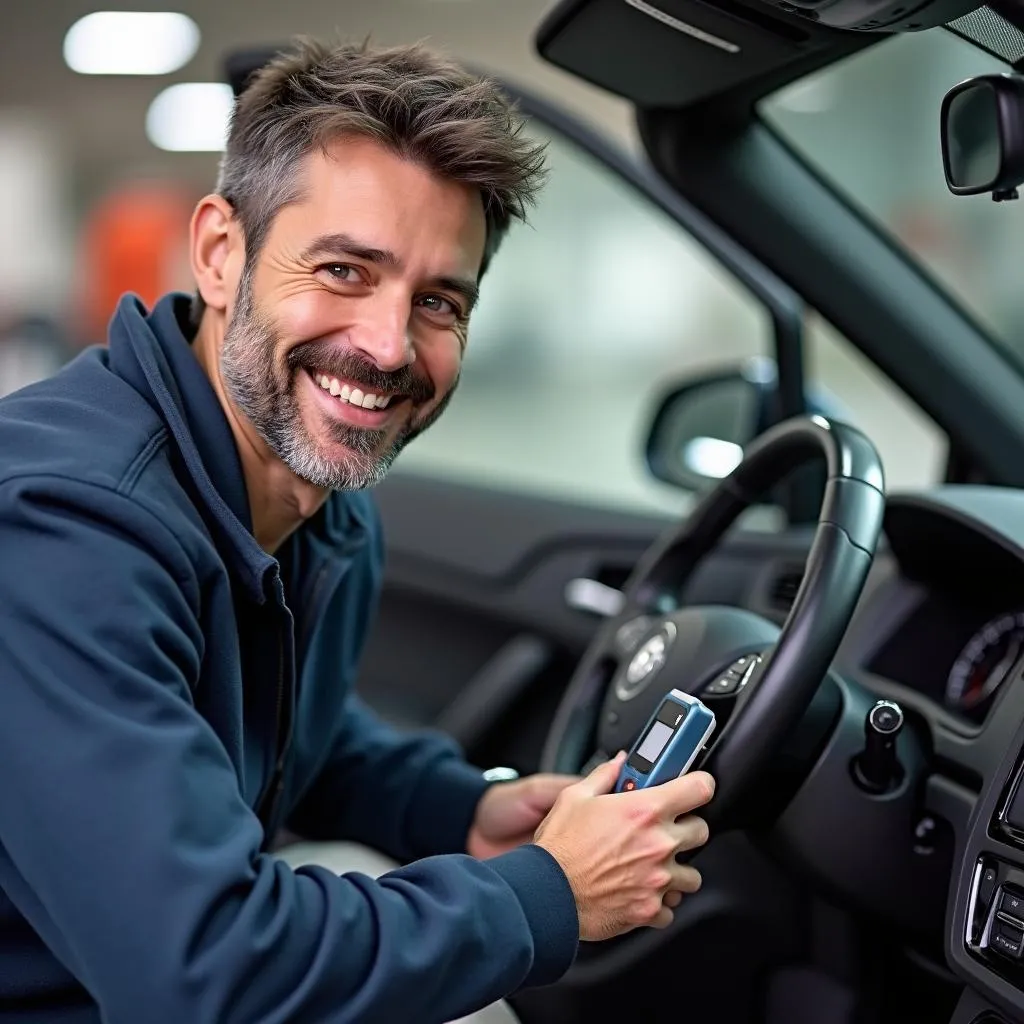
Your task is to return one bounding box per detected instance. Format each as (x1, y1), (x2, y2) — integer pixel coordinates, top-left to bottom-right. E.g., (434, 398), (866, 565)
(287, 694), (496, 862)
(0, 476), (578, 1024)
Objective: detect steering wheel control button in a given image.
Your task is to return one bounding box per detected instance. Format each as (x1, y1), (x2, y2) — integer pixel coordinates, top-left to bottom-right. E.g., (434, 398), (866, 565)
(615, 622), (676, 702)
(704, 654), (762, 698)
(853, 699), (905, 794)
(705, 673), (742, 696)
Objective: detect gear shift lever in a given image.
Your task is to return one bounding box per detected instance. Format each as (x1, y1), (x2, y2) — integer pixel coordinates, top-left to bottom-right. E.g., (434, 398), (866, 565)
(853, 700), (904, 794)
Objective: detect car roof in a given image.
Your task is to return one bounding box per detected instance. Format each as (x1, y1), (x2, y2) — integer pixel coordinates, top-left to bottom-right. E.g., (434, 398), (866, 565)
(534, 0), (1024, 110)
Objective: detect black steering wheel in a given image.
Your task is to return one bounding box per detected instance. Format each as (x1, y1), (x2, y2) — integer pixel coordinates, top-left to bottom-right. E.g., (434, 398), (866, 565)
(540, 415), (886, 833)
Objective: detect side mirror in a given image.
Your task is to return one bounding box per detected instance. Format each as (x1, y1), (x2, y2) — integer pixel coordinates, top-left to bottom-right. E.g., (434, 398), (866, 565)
(940, 74), (1024, 201)
(646, 358), (840, 497)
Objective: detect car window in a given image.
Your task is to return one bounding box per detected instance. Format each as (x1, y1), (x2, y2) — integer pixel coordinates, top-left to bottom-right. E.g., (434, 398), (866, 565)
(397, 119), (946, 512)
(805, 311), (947, 491)
(762, 30), (1024, 370)
(399, 124), (770, 517)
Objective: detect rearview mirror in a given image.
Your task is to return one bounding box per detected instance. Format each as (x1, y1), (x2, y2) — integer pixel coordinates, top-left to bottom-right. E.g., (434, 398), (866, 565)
(940, 74), (1024, 201)
(646, 358), (840, 496)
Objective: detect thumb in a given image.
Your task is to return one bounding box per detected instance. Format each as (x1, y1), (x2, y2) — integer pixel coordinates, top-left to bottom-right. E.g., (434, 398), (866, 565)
(575, 751), (626, 797)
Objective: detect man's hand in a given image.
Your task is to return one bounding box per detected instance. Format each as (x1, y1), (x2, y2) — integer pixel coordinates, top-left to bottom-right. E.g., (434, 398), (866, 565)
(467, 773), (578, 860)
(533, 752), (714, 941)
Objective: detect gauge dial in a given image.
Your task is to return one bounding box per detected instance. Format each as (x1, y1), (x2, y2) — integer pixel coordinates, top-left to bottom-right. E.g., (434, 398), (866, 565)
(946, 610), (1024, 713)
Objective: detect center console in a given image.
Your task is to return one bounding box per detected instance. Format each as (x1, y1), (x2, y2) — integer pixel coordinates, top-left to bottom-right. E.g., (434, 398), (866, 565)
(949, 718), (1024, 1023)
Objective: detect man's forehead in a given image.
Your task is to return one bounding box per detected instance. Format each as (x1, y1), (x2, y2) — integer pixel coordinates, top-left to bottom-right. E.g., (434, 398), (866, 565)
(279, 138), (487, 271)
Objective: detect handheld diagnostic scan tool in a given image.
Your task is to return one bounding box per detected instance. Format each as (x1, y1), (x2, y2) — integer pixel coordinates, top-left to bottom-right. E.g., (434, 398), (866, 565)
(616, 690), (716, 793)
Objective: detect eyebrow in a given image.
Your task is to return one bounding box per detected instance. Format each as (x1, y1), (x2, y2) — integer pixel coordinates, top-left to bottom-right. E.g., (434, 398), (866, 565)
(300, 231), (480, 313)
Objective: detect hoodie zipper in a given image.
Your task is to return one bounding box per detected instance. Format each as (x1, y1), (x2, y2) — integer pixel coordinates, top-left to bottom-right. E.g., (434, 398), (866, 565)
(255, 576), (295, 839)
(255, 638), (288, 835)
(255, 531), (359, 838)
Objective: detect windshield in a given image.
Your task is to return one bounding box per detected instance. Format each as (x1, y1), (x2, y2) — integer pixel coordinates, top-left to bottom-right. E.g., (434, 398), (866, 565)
(762, 30), (1024, 368)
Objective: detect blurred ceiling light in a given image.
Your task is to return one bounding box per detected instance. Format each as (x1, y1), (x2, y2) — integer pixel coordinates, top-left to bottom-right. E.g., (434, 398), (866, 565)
(64, 12), (200, 75)
(146, 83), (234, 152)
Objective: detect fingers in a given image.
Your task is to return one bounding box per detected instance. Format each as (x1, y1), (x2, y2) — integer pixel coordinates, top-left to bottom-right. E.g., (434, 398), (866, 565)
(650, 771), (715, 819)
(655, 873), (700, 923)
(668, 864), (703, 894)
(574, 751), (626, 798)
(520, 770), (585, 811)
(668, 813), (711, 856)
(523, 773), (581, 812)
(651, 867), (702, 928)
(649, 904), (675, 930)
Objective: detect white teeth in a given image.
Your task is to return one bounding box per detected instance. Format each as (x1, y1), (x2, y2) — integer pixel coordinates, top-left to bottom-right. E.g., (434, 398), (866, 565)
(314, 372), (392, 410)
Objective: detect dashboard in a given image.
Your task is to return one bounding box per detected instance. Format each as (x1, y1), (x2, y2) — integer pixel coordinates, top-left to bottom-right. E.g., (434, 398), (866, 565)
(865, 594), (1024, 724)
(668, 484), (1024, 1021)
(839, 490), (1024, 730)
(844, 488), (1024, 1024)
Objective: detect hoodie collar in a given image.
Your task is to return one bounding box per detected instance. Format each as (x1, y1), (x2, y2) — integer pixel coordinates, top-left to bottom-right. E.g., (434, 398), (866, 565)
(106, 293), (278, 602)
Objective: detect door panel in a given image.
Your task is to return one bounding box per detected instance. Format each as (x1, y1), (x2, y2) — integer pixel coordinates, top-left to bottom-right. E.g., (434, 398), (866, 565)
(357, 472), (816, 770)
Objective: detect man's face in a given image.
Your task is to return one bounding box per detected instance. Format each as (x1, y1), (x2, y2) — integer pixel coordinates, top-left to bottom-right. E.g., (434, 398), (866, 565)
(220, 136), (487, 491)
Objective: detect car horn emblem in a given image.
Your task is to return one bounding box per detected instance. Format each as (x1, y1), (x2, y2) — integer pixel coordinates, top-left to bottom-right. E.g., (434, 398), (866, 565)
(616, 622), (676, 701)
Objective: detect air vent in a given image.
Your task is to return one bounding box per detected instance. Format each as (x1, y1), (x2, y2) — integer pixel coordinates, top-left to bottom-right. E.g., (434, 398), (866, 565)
(769, 565), (805, 611)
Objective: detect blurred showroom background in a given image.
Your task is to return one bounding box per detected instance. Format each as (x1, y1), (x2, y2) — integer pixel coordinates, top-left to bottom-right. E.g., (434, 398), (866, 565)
(0, 1), (1019, 516)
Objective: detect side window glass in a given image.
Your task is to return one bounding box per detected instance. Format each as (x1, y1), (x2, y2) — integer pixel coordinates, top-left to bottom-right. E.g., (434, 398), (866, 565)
(805, 311), (947, 491)
(397, 122), (772, 516)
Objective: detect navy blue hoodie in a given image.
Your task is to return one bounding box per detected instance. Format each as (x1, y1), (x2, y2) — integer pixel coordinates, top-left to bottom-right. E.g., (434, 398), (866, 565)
(0, 294), (578, 1022)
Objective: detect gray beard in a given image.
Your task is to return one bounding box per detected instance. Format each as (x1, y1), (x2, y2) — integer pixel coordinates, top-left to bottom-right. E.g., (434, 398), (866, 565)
(220, 278), (454, 491)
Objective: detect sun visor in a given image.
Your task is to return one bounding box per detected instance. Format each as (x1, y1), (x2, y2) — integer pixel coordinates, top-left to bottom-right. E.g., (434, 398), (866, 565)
(536, 0), (983, 107)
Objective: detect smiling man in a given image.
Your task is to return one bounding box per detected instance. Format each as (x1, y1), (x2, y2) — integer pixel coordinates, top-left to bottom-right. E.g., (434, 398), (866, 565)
(204, 136), (481, 535)
(0, 40), (714, 1024)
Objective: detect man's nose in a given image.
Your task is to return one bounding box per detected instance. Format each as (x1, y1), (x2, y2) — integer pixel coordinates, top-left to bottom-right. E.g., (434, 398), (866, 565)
(350, 300), (415, 372)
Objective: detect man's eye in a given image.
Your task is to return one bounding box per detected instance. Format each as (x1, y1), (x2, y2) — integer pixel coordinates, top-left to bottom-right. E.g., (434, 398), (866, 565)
(322, 264), (361, 282)
(417, 294), (461, 319)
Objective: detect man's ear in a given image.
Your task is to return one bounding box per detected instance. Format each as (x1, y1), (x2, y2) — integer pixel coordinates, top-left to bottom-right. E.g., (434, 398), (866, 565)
(190, 195), (244, 314)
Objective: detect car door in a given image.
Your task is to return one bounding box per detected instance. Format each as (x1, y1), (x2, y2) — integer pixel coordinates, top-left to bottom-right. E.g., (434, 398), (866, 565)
(354, 83), (948, 774)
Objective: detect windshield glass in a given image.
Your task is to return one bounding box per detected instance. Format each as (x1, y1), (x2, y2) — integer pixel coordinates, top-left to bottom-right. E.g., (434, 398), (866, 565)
(761, 30), (1024, 367)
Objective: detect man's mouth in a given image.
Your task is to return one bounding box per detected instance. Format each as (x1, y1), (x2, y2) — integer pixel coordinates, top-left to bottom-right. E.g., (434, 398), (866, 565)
(309, 370), (396, 410)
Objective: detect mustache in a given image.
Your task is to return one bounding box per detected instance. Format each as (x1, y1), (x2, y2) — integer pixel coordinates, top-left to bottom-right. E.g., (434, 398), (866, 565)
(288, 340), (435, 405)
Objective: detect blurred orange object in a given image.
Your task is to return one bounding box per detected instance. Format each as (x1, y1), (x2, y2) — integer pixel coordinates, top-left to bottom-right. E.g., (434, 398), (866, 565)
(78, 183), (194, 346)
